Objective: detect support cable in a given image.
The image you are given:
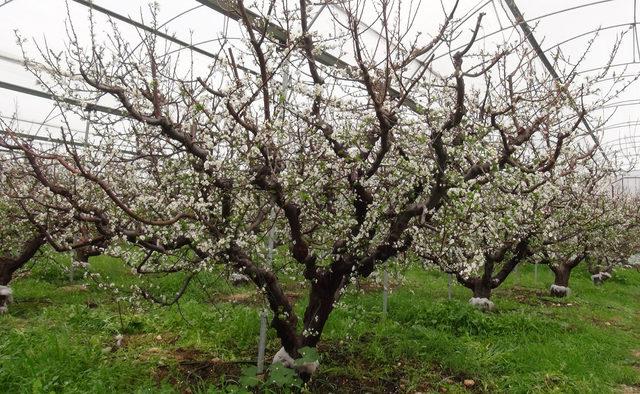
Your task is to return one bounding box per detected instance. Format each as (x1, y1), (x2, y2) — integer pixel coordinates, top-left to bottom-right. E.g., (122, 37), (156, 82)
(0, 80), (123, 116)
(194, 0), (420, 111)
(503, 0), (610, 164)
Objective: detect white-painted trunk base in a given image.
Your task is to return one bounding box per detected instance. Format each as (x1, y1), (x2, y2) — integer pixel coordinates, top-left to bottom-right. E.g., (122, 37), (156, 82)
(230, 273), (251, 286)
(272, 346), (320, 375)
(591, 272), (611, 285)
(550, 284), (571, 297)
(469, 297), (495, 311)
(0, 285), (13, 314)
(71, 261), (89, 269)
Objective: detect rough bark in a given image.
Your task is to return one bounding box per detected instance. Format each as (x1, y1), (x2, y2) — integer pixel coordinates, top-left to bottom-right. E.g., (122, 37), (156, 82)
(588, 259), (615, 285)
(74, 244), (102, 264)
(0, 259), (15, 286)
(457, 238), (531, 310)
(0, 234), (46, 312)
(552, 266), (571, 288)
(549, 254), (585, 297)
(472, 278), (493, 299)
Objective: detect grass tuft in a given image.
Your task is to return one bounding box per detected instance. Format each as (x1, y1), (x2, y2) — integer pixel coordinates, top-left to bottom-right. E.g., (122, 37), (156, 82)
(1, 256), (639, 393)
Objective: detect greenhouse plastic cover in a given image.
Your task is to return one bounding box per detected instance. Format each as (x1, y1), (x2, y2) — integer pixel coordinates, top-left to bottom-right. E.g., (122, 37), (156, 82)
(0, 0), (639, 187)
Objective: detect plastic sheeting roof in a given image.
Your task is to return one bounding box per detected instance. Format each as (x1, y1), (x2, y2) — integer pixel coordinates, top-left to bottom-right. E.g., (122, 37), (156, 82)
(1, 0), (639, 172)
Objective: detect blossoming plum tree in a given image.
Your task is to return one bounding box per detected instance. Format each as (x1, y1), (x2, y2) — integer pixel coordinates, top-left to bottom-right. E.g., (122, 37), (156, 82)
(0, 205), (45, 313)
(0, 0), (629, 371)
(409, 26), (631, 308)
(416, 168), (544, 310)
(0, 159), (108, 312)
(538, 174), (640, 296)
(414, 157), (596, 309)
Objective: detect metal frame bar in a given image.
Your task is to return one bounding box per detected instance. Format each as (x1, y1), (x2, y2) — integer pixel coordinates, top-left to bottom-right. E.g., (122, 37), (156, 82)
(504, 0), (609, 163)
(71, 0), (218, 61)
(71, 0), (258, 75)
(0, 80), (122, 116)
(0, 128), (136, 155)
(194, 0), (420, 112)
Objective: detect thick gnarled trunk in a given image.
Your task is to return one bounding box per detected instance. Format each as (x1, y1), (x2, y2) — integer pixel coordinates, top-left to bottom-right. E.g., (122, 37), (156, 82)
(549, 254), (585, 297)
(0, 260), (15, 286)
(466, 277), (495, 311)
(458, 238), (531, 311)
(74, 245), (101, 265)
(0, 234), (46, 313)
(550, 267), (571, 297)
(70, 244), (102, 280)
(0, 259), (15, 313)
(272, 270), (347, 379)
(472, 279), (492, 298)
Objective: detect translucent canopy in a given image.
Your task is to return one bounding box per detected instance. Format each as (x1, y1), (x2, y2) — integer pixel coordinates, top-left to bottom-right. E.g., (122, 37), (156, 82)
(0, 0), (639, 175)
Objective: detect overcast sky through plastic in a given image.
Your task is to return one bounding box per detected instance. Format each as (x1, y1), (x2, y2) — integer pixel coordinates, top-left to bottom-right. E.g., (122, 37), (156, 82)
(1, 0), (639, 181)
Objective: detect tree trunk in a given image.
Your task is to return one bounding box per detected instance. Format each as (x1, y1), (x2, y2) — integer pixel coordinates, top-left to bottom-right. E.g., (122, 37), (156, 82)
(456, 271), (495, 311)
(588, 259), (613, 286)
(550, 266), (572, 297)
(0, 259), (14, 286)
(301, 272), (346, 348)
(228, 246), (301, 359)
(0, 259), (16, 313)
(74, 247), (90, 265)
(549, 253), (586, 297)
(472, 279), (492, 299)
(70, 244), (101, 280)
(272, 271), (346, 380)
(468, 278), (495, 311)
(74, 244), (102, 264)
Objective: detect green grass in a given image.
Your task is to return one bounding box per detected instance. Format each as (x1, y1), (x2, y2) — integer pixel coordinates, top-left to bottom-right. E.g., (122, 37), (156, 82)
(0, 255), (639, 393)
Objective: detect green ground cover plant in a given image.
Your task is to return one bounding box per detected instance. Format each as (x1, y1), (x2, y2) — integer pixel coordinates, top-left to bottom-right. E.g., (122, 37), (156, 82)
(0, 255), (638, 393)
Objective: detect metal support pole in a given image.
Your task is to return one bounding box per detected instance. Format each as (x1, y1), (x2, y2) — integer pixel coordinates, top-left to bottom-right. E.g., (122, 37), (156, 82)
(69, 260), (75, 282)
(84, 114), (91, 144)
(612, 182), (615, 197)
(258, 208), (275, 372)
(257, 310), (268, 374)
(382, 263), (389, 317)
(534, 262), (538, 283)
(267, 220), (275, 267)
(503, 0), (609, 164)
(448, 273), (453, 300)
